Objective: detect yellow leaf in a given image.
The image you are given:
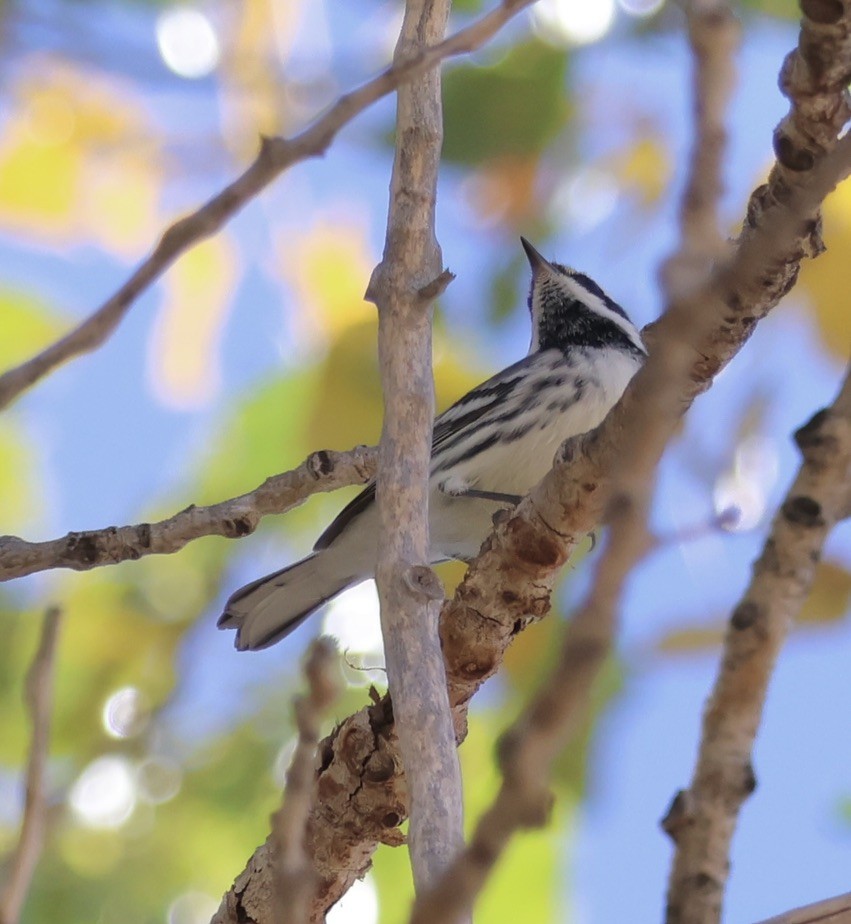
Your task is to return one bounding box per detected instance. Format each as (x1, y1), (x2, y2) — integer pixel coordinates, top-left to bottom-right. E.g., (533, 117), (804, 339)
(0, 291), (64, 369)
(0, 419), (44, 535)
(281, 221), (375, 343)
(0, 123), (80, 234)
(610, 133), (670, 206)
(799, 561), (851, 624)
(655, 623), (725, 655)
(0, 58), (161, 250)
(502, 612), (564, 690)
(147, 236), (240, 410)
(307, 317), (488, 452)
(219, 0), (306, 150)
(83, 152), (161, 257)
(799, 181), (851, 358)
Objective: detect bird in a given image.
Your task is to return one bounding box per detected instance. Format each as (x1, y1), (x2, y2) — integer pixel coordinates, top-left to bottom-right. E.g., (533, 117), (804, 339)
(218, 238), (646, 651)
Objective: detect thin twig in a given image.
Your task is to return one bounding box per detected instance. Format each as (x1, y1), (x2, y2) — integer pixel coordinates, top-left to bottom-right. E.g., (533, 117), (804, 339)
(663, 368), (851, 924)
(754, 890), (851, 924)
(270, 638), (343, 924)
(0, 446), (376, 581)
(0, 0), (539, 414)
(0, 607), (62, 924)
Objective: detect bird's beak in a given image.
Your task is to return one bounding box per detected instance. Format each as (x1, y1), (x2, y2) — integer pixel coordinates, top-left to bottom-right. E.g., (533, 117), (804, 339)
(520, 237), (556, 275)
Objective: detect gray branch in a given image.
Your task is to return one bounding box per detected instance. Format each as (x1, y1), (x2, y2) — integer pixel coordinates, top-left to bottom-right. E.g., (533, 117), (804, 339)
(0, 607), (62, 924)
(0, 447), (376, 581)
(663, 373), (851, 923)
(368, 0), (466, 904)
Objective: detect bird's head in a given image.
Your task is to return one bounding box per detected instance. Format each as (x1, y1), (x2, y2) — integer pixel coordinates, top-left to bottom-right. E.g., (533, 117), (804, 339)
(520, 237), (645, 357)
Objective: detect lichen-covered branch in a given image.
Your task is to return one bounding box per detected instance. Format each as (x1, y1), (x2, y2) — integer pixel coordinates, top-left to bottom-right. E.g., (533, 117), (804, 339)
(0, 0), (539, 415)
(0, 607), (62, 924)
(663, 368), (851, 924)
(0, 447), (376, 581)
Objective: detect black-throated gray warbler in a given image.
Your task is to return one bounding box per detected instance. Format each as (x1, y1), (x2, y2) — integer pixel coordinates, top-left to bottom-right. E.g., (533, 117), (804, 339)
(219, 239), (646, 650)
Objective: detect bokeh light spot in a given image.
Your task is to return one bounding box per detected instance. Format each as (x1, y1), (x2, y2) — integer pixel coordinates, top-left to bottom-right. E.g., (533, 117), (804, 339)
(102, 686), (149, 739)
(69, 756), (137, 830)
(156, 8), (220, 79)
(552, 167), (620, 232)
(326, 874), (379, 924)
(137, 757), (182, 805)
(618, 0), (666, 17)
(322, 582), (386, 687)
(531, 0), (616, 46)
(167, 891), (218, 924)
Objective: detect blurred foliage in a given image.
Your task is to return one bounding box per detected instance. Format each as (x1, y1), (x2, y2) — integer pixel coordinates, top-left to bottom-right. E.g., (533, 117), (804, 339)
(0, 290), (65, 369)
(442, 40), (569, 165)
(655, 561), (851, 655)
(799, 179), (851, 359)
(0, 60), (161, 253)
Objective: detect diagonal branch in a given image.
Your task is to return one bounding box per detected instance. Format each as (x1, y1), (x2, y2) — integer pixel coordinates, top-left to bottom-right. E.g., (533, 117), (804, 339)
(0, 446), (376, 581)
(0, 607), (62, 924)
(754, 889), (851, 924)
(0, 0), (540, 414)
(663, 371), (851, 923)
(411, 7), (740, 916)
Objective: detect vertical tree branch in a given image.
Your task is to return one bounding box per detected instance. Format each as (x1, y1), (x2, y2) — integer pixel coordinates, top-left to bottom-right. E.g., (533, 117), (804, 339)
(269, 639), (342, 924)
(663, 369), (851, 924)
(0, 607), (62, 924)
(365, 0), (465, 898)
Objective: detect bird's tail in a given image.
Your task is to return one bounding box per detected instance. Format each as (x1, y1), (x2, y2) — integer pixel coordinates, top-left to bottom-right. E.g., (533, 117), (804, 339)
(217, 552), (354, 651)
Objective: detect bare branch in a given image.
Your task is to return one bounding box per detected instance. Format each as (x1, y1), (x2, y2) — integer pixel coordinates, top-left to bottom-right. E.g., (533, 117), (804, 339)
(271, 638), (343, 923)
(211, 639), (343, 924)
(754, 890), (851, 924)
(666, 0), (739, 277)
(367, 0), (465, 900)
(663, 368), (851, 923)
(0, 0), (539, 414)
(412, 7), (741, 913)
(0, 446), (376, 581)
(0, 607), (62, 924)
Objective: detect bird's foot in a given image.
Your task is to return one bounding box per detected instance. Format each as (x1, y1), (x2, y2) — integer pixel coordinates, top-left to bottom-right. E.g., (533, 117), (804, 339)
(438, 480), (522, 506)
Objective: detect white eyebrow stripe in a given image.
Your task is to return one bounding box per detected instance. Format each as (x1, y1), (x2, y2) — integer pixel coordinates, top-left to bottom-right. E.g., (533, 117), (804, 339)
(566, 281), (646, 353)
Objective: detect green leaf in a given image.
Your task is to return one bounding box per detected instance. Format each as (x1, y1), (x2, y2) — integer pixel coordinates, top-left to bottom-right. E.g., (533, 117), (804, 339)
(0, 418), (44, 535)
(0, 290), (64, 370)
(442, 40), (570, 165)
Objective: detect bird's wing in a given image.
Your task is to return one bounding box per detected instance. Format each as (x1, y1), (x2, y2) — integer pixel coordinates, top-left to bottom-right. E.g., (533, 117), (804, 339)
(431, 350), (564, 467)
(313, 350), (562, 550)
(313, 481), (376, 550)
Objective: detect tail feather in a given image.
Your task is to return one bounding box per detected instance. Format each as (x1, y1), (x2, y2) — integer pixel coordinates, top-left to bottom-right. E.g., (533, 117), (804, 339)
(219, 553), (353, 651)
